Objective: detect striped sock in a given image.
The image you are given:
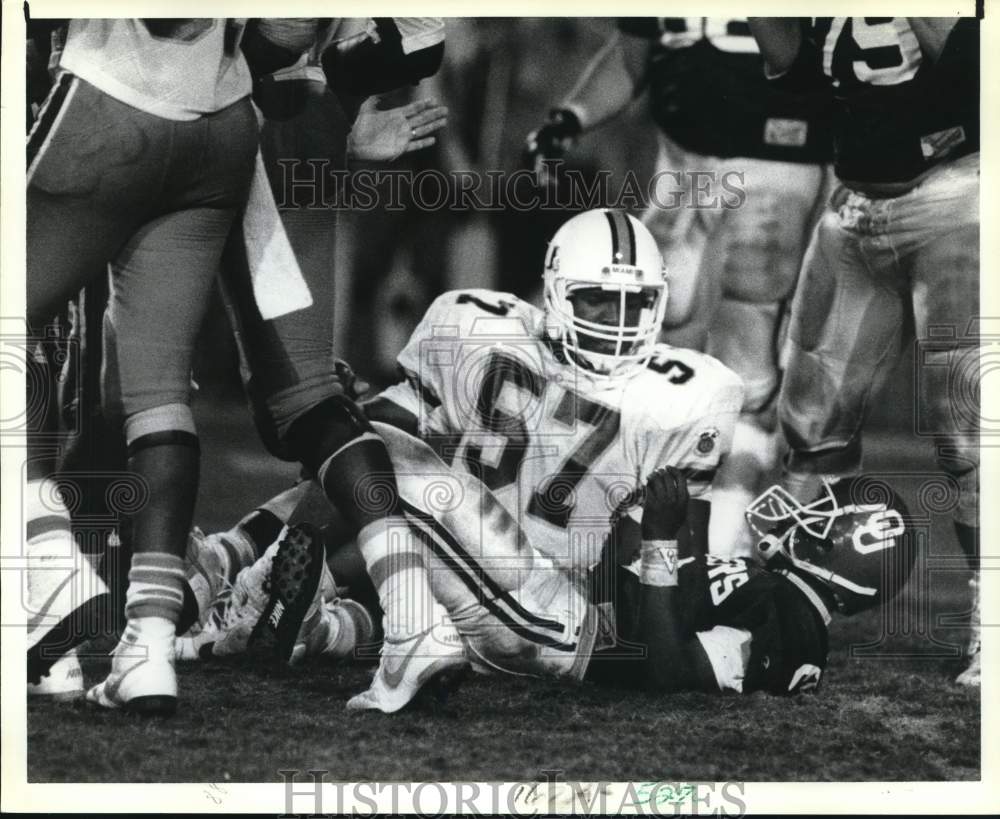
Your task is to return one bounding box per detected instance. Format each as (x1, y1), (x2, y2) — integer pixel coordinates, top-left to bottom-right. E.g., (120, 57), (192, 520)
(357, 516), (443, 642)
(126, 553), (185, 624)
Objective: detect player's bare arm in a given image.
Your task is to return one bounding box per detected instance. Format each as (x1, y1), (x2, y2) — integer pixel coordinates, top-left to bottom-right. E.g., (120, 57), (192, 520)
(746, 17), (802, 76)
(635, 467), (717, 692)
(523, 30), (646, 175)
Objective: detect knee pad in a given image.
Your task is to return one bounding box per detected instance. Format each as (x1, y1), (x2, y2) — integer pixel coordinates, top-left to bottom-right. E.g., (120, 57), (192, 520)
(123, 403), (198, 457)
(284, 395), (376, 477)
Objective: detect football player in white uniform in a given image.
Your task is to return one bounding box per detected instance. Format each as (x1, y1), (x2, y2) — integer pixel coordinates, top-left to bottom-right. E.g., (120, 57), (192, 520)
(524, 19), (835, 559)
(178, 209), (744, 710)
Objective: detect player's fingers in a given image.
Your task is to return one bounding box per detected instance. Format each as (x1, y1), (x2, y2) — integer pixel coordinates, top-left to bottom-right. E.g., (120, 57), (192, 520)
(675, 470), (689, 509)
(408, 107), (449, 134)
(402, 98), (438, 116)
(409, 120), (447, 140)
(403, 136), (437, 153)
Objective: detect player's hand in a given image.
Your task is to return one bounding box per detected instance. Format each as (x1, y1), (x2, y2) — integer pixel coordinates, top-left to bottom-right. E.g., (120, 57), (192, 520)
(335, 359), (370, 401)
(522, 108), (582, 184)
(347, 97), (448, 162)
(641, 466), (689, 541)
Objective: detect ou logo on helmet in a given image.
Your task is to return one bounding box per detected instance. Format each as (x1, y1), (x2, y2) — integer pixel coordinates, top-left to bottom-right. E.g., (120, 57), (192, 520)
(851, 510), (905, 555)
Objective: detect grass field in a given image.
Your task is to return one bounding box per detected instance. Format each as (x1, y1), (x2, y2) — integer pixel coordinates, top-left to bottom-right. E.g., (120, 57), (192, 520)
(25, 400), (981, 783)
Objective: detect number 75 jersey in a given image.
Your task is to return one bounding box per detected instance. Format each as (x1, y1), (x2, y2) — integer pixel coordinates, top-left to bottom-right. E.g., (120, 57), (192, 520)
(379, 290), (744, 571)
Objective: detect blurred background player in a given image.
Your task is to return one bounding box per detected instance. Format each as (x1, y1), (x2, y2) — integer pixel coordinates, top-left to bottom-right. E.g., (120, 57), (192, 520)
(26, 18), (314, 713)
(748, 17), (980, 685)
(524, 18), (835, 557)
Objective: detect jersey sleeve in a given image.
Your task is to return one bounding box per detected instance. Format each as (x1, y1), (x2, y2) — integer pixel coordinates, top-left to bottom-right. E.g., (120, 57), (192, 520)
(633, 357), (744, 499)
(392, 289), (527, 438)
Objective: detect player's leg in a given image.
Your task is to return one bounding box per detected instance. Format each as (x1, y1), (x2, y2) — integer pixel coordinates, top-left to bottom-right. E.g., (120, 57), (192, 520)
(221, 83), (459, 702)
(349, 424), (594, 710)
(902, 155), (981, 685)
(24, 77), (166, 695)
(705, 159), (829, 557)
(88, 100), (258, 713)
(643, 135), (723, 352)
(778, 187), (907, 503)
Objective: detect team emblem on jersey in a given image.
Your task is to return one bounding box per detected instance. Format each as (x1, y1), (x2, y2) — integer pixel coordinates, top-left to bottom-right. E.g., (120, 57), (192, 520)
(697, 428), (720, 454)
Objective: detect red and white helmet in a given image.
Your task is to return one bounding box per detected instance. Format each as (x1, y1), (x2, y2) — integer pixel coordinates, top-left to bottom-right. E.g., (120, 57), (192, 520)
(543, 209), (668, 379)
(746, 477), (916, 615)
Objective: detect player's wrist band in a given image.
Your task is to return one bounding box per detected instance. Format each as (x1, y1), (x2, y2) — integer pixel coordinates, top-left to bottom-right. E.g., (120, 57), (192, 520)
(639, 539), (679, 587)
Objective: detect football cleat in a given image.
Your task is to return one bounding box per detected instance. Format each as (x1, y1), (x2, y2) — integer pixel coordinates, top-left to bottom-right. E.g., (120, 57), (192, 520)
(956, 575), (981, 687)
(27, 648), (84, 701)
(174, 543), (277, 661)
(317, 598), (376, 660)
(345, 617), (468, 714)
(248, 523), (327, 666)
(86, 616), (177, 715)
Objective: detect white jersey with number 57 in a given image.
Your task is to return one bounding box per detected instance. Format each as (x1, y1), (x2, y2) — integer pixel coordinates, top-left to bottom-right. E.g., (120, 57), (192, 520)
(379, 289), (744, 571)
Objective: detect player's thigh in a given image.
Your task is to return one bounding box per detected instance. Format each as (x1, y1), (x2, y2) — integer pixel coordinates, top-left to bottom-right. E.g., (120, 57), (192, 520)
(778, 206), (905, 452)
(220, 86), (349, 447)
(26, 75), (165, 328)
(910, 221), (980, 448)
(709, 160), (827, 408)
(103, 207), (237, 417)
(719, 159), (826, 304)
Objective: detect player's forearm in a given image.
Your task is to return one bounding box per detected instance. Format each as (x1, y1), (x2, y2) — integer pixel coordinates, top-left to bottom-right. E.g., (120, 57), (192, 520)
(636, 544), (714, 691)
(560, 32), (642, 131)
(747, 18), (802, 76)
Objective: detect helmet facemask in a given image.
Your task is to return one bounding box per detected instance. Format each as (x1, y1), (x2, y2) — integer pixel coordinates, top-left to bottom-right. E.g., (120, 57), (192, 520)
(545, 278), (666, 379)
(542, 209), (669, 381)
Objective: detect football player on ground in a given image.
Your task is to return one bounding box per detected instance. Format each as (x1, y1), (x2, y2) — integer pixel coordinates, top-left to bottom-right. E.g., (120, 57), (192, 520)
(181, 463), (914, 699)
(748, 17), (981, 686)
(179, 208), (744, 709)
(524, 18), (835, 558)
(25, 18), (315, 714)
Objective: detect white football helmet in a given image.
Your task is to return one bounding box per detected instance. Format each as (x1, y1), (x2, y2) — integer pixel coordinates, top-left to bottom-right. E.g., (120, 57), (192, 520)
(543, 209), (668, 379)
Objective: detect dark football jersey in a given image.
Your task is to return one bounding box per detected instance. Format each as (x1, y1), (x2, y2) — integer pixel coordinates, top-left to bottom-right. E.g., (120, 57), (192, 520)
(617, 17), (834, 163)
(588, 556), (829, 695)
(805, 18), (978, 184)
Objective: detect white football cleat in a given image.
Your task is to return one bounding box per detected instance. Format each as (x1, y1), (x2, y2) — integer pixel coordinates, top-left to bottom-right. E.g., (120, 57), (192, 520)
(28, 648), (85, 701)
(956, 575), (981, 687)
(174, 543), (277, 661)
(346, 616), (468, 714)
(86, 617), (177, 715)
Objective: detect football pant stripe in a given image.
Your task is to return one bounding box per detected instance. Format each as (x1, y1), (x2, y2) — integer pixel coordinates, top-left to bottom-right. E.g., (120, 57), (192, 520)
(400, 498), (564, 633)
(406, 516), (577, 652)
(27, 73), (77, 184)
(400, 499), (575, 648)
